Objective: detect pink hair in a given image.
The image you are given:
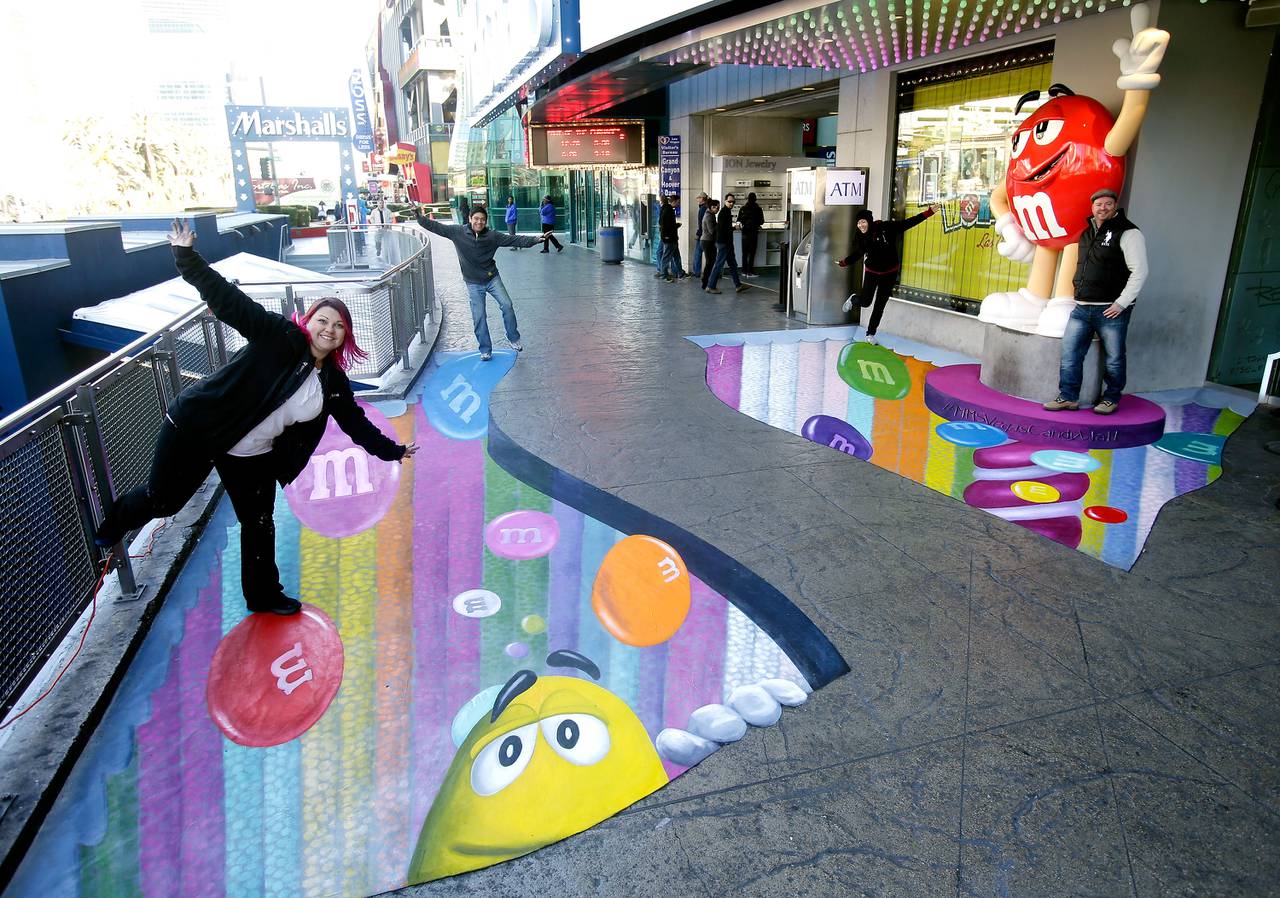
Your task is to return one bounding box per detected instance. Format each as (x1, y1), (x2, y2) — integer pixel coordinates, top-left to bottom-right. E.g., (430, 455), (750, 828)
(293, 298), (368, 371)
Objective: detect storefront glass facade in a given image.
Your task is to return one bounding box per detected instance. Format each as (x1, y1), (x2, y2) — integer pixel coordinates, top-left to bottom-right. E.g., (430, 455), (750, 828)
(449, 108), (657, 259)
(892, 44), (1054, 315)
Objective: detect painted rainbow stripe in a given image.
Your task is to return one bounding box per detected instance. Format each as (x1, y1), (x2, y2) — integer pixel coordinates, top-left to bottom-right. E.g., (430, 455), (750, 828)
(9, 355), (826, 898)
(701, 335), (1245, 571)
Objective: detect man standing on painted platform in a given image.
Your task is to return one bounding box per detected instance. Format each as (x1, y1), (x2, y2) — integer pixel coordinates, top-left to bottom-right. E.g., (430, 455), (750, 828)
(416, 205), (550, 361)
(1043, 189), (1148, 415)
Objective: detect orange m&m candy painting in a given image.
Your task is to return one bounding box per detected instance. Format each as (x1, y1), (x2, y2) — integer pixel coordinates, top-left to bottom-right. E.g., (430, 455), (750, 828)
(591, 535), (691, 647)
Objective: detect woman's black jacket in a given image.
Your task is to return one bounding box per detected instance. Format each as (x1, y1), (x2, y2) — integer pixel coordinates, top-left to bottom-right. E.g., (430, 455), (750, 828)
(167, 244), (406, 485)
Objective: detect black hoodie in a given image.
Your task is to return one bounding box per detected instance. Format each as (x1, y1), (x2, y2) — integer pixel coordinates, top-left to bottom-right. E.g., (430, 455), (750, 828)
(737, 199), (764, 232)
(416, 214), (542, 283)
(840, 207), (936, 274)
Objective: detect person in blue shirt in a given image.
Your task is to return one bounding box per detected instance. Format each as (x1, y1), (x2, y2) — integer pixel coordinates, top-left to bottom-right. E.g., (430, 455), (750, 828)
(505, 196), (520, 251)
(539, 195), (564, 253)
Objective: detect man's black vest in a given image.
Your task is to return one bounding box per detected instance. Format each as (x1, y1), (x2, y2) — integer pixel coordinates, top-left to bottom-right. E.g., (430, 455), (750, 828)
(1073, 211), (1138, 304)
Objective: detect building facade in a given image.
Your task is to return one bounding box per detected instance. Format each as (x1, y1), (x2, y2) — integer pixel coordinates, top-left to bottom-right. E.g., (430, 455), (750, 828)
(445, 0), (1276, 395)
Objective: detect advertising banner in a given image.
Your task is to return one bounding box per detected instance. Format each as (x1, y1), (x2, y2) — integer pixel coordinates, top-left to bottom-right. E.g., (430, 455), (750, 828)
(659, 134), (680, 208)
(348, 70), (375, 154)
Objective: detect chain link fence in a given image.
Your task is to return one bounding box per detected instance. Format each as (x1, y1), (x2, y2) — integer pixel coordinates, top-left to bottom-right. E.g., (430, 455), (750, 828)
(0, 224), (434, 717)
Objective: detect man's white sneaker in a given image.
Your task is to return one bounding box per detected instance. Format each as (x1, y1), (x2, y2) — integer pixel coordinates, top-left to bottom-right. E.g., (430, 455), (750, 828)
(865, 334), (878, 346)
(511, 340), (523, 352)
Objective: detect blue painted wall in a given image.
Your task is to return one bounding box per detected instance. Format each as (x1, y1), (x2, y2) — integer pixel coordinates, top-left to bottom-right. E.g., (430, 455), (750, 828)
(0, 213), (286, 418)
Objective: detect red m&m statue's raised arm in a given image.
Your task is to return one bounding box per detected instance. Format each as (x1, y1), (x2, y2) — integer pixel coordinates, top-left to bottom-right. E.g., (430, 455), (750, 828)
(978, 3), (1170, 337)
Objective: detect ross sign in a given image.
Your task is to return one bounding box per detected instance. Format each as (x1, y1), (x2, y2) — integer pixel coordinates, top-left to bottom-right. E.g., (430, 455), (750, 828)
(824, 169), (868, 205)
(529, 122), (644, 167)
(659, 135), (680, 203)
(386, 142), (417, 165)
(348, 70), (375, 154)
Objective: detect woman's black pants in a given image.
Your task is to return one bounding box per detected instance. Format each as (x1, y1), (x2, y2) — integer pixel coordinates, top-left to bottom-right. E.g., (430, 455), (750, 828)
(96, 420), (286, 605)
(859, 271), (898, 336)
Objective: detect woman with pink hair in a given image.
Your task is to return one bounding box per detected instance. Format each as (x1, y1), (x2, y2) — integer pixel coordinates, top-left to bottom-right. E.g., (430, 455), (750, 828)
(94, 219), (418, 615)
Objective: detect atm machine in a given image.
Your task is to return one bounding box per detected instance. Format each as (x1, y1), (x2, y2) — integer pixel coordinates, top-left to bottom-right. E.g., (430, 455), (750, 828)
(785, 166), (868, 325)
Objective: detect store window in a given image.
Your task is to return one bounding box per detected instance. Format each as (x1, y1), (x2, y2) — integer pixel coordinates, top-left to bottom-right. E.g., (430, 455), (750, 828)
(892, 43), (1054, 315)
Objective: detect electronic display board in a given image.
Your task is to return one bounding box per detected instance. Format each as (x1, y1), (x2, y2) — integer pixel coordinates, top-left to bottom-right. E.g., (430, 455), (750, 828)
(529, 122), (644, 166)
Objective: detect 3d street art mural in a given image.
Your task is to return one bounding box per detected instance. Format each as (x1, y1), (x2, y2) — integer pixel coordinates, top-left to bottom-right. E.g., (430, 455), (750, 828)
(691, 327), (1248, 570)
(5, 350), (846, 898)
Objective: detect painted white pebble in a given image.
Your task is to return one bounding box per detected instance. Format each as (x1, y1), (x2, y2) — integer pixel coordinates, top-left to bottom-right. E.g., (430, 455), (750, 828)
(758, 678), (810, 706)
(727, 684), (782, 727)
(687, 704), (748, 743)
(655, 728), (719, 767)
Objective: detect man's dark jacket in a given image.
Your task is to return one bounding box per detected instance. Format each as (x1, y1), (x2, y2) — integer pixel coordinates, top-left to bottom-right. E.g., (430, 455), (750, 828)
(659, 203), (680, 242)
(416, 214), (541, 283)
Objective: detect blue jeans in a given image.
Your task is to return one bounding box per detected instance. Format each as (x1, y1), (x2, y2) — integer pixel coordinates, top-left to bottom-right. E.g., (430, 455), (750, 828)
(707, 243), (740, 289)
(465, 276), (520, 355)
(659, 241), (683, 277)
(692, 236), (703, 276)
(1058, 304), (1131, 403)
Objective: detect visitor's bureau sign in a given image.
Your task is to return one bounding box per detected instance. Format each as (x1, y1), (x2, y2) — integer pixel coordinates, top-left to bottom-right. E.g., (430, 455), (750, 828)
(226, 105), (353, 141)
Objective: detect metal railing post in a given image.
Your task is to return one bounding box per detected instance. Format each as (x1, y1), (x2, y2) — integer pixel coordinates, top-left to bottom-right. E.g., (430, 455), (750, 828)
(74, 384), (139, 598)
(58, 404), (105, 574)
(159, 331), (183, 402)
(211, 315), (229, 367)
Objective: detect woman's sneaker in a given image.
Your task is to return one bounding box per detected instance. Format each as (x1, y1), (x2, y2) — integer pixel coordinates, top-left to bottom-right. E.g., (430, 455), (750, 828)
(510, 341), (523, 352)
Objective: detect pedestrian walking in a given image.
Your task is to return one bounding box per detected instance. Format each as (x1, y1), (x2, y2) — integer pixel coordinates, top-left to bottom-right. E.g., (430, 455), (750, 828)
(416, 205), (550, 360)
(705, 193), (748, 294)
(539, 195), (564, 253)
(367, 197), (391, 258)
(505, 196), (520, 250)
(93, 219), (418, 616)
(699, 199), (720, 290)
(691, 192), (708, 279)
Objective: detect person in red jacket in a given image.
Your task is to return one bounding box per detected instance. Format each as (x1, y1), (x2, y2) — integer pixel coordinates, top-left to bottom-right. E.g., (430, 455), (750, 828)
(94, 219), (418, 615)
(837, 204), (938, 344)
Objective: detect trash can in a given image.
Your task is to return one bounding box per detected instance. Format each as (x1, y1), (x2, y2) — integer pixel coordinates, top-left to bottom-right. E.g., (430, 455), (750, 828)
(598, 227), (624, 263)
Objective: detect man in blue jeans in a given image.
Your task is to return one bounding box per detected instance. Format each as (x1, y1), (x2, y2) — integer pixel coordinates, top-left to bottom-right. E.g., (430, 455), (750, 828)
(691, 192), (708, 278)
(416, 206), (549, 360)
(705, 192), (749, 294)
(1043, 189), (1148, 415)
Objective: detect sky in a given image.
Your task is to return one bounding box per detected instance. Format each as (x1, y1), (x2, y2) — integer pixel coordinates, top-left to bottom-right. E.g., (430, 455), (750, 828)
(0, 0), (381, 215)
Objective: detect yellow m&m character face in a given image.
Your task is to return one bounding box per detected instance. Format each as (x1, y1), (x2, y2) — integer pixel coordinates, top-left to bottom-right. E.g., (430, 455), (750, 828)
(408, 664), (667, 884)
